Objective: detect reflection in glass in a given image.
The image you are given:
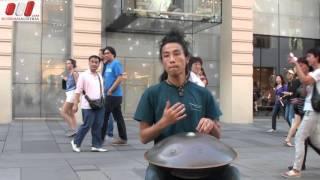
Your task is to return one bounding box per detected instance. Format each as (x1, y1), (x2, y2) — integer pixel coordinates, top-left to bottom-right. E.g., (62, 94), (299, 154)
(14, 23), (42, 53)
(154, 61), (164, 83)
(13, 0), (71, 119)
(13, 84), (41, 118)
(106, 0), (221, 34)
(14, 53), (41, 84)
(42, 23), (71, 54)
(124, 59), (154, 86)
(42, 0), (71, 25)
(41, 84), (65, 117)
(207, 86), (220, 103)
(203, 61), (219, 87)
(124, 85), (147, 114)
(254, 0), (320, 39)
(125, 0), (221, 21)
(192, 30), (220, 61)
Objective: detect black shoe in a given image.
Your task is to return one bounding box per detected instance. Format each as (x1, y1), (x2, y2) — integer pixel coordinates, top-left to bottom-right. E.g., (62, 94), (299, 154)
(288, 165), (306, 171)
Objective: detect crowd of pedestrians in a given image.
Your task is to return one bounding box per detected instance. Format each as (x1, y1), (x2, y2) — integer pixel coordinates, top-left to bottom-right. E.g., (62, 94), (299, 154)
(255, 48), (320, 178)
(60, 46), (128, 152)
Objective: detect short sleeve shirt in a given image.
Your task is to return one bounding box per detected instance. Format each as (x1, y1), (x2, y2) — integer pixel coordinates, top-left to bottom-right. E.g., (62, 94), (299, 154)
(304, 69), (320, 111)
(75, 70), (104, 109)
(134, 81), (222, 144)
(103, 59), (123, 96)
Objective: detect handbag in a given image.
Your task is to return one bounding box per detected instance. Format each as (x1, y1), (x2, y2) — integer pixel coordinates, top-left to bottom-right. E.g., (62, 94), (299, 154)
(83, 75), (104, 110)
(62, 79), (66, 90)
(311, 83), (320, 112)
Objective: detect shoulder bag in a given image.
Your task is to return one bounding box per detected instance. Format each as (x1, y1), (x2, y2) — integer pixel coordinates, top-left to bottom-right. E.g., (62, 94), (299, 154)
(311, 83), (320, 112)
(83, 74), (104, 110)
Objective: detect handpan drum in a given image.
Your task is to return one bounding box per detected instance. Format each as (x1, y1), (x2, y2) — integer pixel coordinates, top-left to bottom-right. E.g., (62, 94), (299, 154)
(144, 132), (238, 179)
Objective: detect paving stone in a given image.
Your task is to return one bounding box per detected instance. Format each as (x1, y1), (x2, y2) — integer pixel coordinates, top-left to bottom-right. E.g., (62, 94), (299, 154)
(0, 119), (318, 179)
(77, 171), (109, 180)
(22, 166), (78, 180)
(0, 168), (20, 180)
(22, 141), (60, 153)
(101, 168), (144, 180)
(72, 164), (98, 171)
(0, 158), (68, 168)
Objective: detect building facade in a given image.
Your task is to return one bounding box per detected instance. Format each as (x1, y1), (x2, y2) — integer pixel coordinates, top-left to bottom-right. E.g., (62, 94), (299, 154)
(2, 0), (317, 124)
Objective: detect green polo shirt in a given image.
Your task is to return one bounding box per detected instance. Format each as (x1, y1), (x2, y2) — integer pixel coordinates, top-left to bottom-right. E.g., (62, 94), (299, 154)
(134, 81), (222, 143)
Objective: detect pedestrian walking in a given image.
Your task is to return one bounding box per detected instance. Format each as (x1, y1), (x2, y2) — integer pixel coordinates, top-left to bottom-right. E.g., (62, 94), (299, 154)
(71, 55), (107, 153)
(60, 58), (78, 137)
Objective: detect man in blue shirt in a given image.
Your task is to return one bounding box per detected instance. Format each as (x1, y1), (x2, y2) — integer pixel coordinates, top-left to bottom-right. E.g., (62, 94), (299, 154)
(100, 49), (115, 139)
(101, 46), (127, 145)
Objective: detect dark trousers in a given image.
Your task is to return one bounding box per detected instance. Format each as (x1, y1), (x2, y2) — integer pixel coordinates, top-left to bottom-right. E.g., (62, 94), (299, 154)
(145, 164), (240, 180)
(101, 96), (127, 141)
(271, 102), (288, 130)
(74, 108), (104, 148)
(302, 138), (320, 168)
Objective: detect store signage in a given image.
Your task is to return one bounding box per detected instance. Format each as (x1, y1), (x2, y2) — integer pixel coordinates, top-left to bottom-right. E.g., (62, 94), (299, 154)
(0, 0), (41, 21)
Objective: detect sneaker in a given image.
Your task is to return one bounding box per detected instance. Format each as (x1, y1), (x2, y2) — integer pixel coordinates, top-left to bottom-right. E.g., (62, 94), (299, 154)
(112, 138), (127, 145)
(266, 129), (276, 133)
(65, 130), (77, 137)
(91, 147), (108, 152)
(71, 140), (80, 152)
(281, 170), (301, 178)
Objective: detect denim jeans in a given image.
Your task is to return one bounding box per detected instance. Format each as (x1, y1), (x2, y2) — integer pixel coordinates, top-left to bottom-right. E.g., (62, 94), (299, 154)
(293, 111), (320, 170)
(145, 164), (240, 180)
(285, 102), (294, 126)
(74, 108), (104, 148)
(271, 102), (287, 130)
(107, 114), (114, 137)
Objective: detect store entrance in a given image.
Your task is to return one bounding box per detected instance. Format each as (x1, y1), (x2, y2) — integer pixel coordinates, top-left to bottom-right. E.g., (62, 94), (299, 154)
(253, 67), (275, 115)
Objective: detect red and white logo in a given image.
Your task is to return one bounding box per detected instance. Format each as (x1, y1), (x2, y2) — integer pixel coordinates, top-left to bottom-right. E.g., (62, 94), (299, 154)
(1, 0), (41, 21)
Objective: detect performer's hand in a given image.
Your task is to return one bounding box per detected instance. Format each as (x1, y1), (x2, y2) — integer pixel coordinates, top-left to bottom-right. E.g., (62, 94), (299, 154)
(161, 101), (186, 126)
(196, 118), (221, 139)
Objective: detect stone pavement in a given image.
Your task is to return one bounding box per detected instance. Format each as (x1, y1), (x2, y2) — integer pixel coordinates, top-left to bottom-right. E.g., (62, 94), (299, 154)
(0, 118), (319, 180)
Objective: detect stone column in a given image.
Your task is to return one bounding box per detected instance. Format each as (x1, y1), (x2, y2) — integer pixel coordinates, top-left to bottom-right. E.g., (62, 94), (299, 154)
(72, 0), (102, 122)
(0, 21), (13, 124)
(220, 0), (254, 123)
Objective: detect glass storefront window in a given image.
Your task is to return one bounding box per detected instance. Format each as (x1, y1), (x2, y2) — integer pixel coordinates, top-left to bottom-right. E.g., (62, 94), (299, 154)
(124, 0), (222, 21)
(13, 0), (71, 119)
(104, 0), (221, 34)
(254, 0), (320, 39)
